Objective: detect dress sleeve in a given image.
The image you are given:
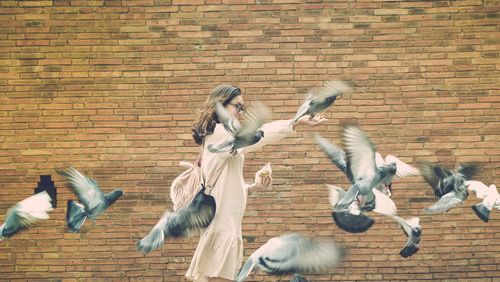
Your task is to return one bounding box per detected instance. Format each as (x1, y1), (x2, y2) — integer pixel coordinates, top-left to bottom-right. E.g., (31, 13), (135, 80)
(238, 119), (296, 154)
(205, 119), (296, 158)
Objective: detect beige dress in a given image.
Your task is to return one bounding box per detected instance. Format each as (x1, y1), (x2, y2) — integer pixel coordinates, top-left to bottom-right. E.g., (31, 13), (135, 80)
(185, 119), (295, 281)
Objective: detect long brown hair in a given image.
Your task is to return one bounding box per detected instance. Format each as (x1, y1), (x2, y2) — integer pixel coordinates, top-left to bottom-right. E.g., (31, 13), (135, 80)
(192, 85), (241, 145)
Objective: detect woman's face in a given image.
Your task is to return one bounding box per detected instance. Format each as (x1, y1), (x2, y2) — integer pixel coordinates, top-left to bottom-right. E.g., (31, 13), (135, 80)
(225, 95), (245, 120)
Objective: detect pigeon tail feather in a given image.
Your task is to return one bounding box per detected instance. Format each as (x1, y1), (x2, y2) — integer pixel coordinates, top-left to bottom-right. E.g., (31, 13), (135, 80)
(472, 203), (490, 223)
(136, 225), (165, 253)
(66, 199), (88, 233)
(235, 257), (256, 282)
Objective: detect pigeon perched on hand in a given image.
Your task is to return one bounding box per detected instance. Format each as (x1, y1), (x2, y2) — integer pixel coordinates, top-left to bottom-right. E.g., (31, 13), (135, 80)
(208, 101), (269, 154)
(0, 191), (53, 241)
(375, 153), (420, 197)
(136, 186), (216, 253)
(327, 126), (395, 211)
(235, 233), (344, 282)
(420, 162), (476, 214)
(466, 180), (500, 222)
(57, 167), (123, 233)
(291, 81), (350, 123)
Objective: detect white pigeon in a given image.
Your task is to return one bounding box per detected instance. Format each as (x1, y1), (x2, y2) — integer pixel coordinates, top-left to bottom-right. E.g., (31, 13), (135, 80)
(235, 233), (344, 282)
(466, 180), (500, 222)
(0, 191), (53, 240)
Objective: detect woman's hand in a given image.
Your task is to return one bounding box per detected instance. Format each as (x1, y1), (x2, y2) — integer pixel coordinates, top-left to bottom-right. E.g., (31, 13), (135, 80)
(247, 174), (272, 195)
(293, 114), (328, 128)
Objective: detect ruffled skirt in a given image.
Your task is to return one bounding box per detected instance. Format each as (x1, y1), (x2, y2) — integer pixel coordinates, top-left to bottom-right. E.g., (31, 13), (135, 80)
(186, 230), (243, 281)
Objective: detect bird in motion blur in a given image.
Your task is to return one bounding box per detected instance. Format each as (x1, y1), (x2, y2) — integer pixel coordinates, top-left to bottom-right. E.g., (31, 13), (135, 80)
(0, 191), (53, 241)
(58, 167), (123, 233)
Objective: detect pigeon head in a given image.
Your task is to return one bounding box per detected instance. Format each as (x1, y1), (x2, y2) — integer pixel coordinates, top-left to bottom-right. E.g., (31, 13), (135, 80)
(254, 130), (265, 142)
(413, 225), (422, 237)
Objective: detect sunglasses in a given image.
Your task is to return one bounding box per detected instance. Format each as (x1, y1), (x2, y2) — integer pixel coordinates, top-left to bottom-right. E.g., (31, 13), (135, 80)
(229, 102), (246, 113)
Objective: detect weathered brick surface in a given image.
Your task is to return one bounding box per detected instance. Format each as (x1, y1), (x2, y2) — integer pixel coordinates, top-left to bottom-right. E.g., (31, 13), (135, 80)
(0, 0), (499, 281)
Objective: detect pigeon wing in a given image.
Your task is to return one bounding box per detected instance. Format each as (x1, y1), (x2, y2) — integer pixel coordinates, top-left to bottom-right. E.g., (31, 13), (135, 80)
(214, 101), (241, 135)
(258, 234), (343, 275)
(236, 102), (268, 139)
(385, 155), (420, 179)
(58, 167), (105, 210)
(2, 191), (53, 238)
(424, 191), (465, 214)
(343, 125), (377, 180)
(465, 180), (489, 199)
(314, 135), (353, 183)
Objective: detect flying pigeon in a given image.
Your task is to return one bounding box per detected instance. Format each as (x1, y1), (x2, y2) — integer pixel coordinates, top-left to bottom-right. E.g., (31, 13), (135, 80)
(466, 180), (500, 222)
(330, 126), (395, 211)
(0, 191), (53, 241)
(208, 101), (269, 154)
(378, 214), (422, 258)
(290, 273), (309, 282)
(136, 186), (216, 253)
(235, 233), (344, 282)
(327, 184), (397, 233)
(291, 81), (350, 123)
(57, 167), (123, 233)
(420, 162), (476, 214)
(374, 153), (420, 197)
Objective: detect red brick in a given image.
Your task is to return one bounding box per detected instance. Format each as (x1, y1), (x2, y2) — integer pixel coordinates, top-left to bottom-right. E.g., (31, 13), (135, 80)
(0, 1), (498, 281)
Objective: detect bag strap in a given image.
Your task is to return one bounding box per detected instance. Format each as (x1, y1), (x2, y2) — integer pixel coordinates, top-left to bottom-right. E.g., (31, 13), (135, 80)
(200, 140), (229, 195)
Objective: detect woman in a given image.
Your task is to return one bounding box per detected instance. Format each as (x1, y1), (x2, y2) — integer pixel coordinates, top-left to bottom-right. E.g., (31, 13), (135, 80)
(186, 84), (326, 282)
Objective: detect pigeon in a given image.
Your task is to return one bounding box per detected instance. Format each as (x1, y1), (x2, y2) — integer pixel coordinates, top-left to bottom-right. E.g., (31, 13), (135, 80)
(208, 101), (269, 154)
(315, 135), (418, 198)
(235, 233), (344, 282)
(57, 167), (123, 233)
(379, 214), (421, 258)
(290, 273), (309, 282)
(291, 81), (350, 123)
(375, 153), (420, 197)
(329, 126), (395, 211)
(136, 186), (216, 253)
(420, 162), (476, 214)
(327, 184), (397, 233)
(466, 180), (500, 222)
(0, 191), (53, 241)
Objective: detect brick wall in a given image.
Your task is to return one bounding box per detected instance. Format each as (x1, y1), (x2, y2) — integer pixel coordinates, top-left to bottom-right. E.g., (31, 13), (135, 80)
(0, 0), (499, 281)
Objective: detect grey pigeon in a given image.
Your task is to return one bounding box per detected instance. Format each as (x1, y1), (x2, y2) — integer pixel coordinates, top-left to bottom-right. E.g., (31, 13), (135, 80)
(420, 162), (476, 214)
(331, 126), (395, 211)
(208, 101), (268, 154)
(58, 167), (123, 233)
(291, 81), (350, 123)
(466, 180), (500, 222)
(314, 134), (396, 232)
(382, 215), (421, 258)
(375, 153), (420, 197)
(290, 273), (309, 282)
(136, 186), (216, 253)
(0, 191), (53, 241)
(235, 233), (344, 282)
(327, 184), (397, 233)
